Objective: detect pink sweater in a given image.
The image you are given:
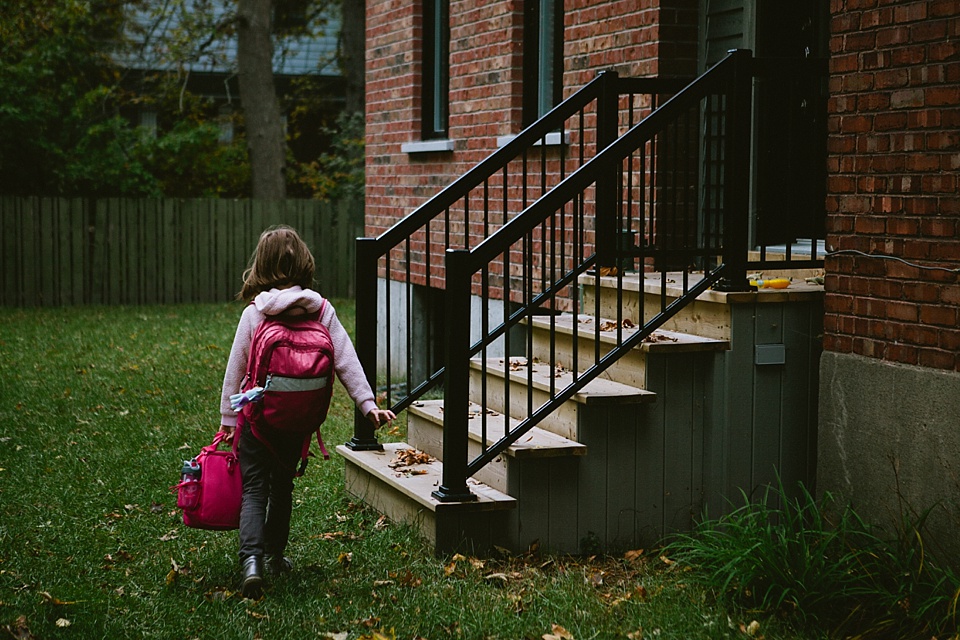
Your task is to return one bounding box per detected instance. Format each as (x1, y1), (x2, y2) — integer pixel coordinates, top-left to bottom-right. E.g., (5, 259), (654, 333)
(219, 286), (378, 427)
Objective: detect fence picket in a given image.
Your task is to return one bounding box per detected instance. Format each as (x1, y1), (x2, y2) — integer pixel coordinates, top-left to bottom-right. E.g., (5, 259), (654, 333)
(1, 198), (363, 307)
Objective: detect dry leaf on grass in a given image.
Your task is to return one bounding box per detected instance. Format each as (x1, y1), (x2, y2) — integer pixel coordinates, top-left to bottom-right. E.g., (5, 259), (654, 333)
(543, 623), (575, 640)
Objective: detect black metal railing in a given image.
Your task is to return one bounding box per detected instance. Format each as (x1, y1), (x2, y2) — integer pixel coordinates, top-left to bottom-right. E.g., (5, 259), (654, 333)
(432, 50), (756, 500)
(348, 70), (688, 450)
(352, 50), (825, 504)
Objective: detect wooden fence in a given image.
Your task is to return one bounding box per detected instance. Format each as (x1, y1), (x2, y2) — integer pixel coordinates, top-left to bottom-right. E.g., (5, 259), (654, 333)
(1, 197), (364, 307)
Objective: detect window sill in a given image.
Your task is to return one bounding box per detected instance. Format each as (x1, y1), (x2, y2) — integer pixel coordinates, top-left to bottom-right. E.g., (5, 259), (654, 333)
(401, 139), (455, 154)
(496, 131), (570, 148)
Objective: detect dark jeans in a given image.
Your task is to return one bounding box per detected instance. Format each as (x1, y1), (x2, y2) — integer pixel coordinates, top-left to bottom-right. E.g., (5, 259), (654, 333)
(238, 419), (303, 563)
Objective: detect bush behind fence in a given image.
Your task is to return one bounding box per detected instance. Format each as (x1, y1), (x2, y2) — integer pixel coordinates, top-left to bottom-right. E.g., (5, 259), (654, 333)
(1, 197), (364, 307)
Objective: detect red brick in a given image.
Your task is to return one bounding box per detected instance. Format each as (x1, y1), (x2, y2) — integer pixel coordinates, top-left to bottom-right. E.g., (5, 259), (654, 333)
(926, 85), (960, 106)
(876, 26), (910, 47)
(884, 342), (919, 365)
(919, 305), (958, 326)
(910, 19), (948, 42)
(918, 348), (955, 369)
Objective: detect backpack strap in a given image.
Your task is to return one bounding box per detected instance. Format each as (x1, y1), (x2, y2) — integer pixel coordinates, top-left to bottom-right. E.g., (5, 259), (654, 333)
(295, 430), (330, 477)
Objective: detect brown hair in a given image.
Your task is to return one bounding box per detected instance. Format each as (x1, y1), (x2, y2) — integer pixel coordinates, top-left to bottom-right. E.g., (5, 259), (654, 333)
(238, 225), (315, 302)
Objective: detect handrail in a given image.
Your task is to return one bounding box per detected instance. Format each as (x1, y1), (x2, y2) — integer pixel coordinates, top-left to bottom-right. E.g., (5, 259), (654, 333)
(432, 51), (750, 500)
(468, 58), (736, 269)
(351, 68), (689, 449)
(368, 73), (611, 251)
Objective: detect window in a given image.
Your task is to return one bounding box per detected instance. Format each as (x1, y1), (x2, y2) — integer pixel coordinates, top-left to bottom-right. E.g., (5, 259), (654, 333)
(422, 0), (449, 139)
(523, 0), (563, 126)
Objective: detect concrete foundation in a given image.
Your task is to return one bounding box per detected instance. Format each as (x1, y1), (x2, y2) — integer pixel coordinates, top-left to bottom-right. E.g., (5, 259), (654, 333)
(818, 351), (960, 566)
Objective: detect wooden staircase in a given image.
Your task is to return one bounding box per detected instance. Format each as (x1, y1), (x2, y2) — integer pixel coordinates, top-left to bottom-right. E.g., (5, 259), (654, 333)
(338, 270), (823, 554)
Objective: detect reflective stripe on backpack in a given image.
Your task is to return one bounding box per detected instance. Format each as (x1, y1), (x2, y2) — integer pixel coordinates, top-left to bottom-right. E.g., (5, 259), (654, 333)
(265, 374), (330, 393)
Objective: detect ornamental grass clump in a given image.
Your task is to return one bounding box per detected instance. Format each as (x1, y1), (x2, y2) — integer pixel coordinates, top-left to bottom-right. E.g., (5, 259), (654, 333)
(665, 479), (960, 639)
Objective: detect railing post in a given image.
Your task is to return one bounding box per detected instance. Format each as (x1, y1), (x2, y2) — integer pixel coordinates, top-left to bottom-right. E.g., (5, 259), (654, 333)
(432, 249), (477, 502)
(595, 69), (620, 269)
(714, 49), (753, 292)
(347, 237), (384, 451)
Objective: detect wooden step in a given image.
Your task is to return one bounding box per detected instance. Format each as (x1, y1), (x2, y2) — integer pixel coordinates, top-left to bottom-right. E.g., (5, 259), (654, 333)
(579, 271), (825, 340)
(528, 314), (728, 388)
(407, 399), (586, 493)
(338, 442), (515, 553)
(469, 357), (655, 440)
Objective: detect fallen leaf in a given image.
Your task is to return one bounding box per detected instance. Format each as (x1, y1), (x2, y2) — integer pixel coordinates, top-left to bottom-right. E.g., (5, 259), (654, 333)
(389, 570), (422, 588)
(246, 609), (270, 619)
(319, 633), (349, 640)
(623, 549), (645, 563)
(585, 571), (604, 587)
(204, 587), (235, 601)
(55, 619), (71, 628)
(3, 615), (35, 640)
(742, 620), (761, 637)
(543, 623), (575, 640)
(40, 592), (77, 605)
(338, 552), (353, 567)
(388, 448), (434, 469)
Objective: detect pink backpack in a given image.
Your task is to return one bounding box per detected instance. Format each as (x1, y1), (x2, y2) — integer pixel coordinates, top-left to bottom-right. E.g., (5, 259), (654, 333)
(238, 302), (334, 474)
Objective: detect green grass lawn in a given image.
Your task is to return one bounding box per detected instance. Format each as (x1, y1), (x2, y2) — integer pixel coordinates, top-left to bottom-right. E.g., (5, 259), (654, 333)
(0, 302), (813, 639)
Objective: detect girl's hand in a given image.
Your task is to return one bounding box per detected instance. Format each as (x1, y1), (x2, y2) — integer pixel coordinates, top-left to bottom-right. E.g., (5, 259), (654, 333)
(218, 424), (235, 441)
(366, 409), (396, 429)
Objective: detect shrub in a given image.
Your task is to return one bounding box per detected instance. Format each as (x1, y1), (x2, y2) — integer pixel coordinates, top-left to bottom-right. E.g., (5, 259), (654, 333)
(665, 480), (960, 638)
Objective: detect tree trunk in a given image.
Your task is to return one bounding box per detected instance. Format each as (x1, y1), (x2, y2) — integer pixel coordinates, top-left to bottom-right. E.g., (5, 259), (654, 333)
(340, 0), (365, 115)
(237, 0), (286, 200)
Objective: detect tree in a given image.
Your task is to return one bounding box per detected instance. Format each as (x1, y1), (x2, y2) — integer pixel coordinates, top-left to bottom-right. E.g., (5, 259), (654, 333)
(340, 0), (365, 115)
(236, 0), (287, 199)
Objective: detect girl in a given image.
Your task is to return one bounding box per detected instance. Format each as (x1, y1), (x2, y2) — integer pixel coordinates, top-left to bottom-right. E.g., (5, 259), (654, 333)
(219, 225), (394, 599)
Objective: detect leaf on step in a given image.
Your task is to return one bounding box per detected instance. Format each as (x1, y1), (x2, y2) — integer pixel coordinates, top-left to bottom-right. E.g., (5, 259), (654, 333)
(599, 319), (638, 332)
(643, 332), (678, 343)
(388, 448), (434, 469)
(508, 358), (529, 371)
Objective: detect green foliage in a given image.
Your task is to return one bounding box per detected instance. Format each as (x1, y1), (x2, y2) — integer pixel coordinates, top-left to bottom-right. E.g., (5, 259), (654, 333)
(0, 0), (257, 197)
(0, 0), (353, 199)
(292, 110), (366, 201)
(0, 0), (127, 195)
(665, 479), (960, 639)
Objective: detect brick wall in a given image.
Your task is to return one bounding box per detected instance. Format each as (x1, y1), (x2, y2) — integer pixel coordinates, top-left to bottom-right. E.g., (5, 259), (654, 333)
(824, 0), (960, 371)
(364, 0), (698, 240)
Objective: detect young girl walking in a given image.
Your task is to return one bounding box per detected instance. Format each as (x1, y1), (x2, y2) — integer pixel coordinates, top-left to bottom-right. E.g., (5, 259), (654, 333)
(219, 225), (394, 599)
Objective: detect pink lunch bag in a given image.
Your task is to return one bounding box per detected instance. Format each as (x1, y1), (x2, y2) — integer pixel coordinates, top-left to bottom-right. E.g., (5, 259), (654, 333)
(174, 431), (242, 531)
